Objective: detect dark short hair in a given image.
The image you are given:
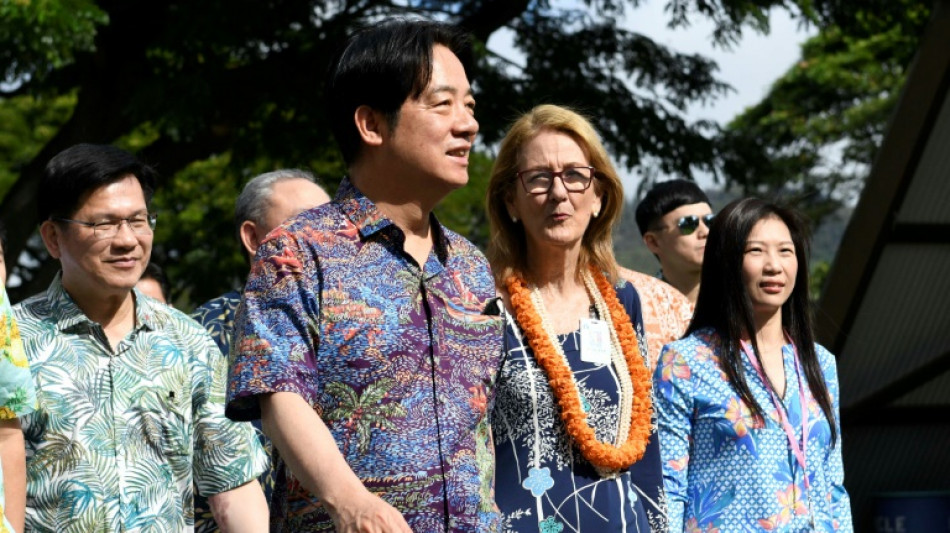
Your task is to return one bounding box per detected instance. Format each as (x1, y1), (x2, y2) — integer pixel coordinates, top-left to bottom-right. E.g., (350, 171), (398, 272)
(39, 144), (157, 221)
(325, 18), (474, 165)
(140, 261), (171, 301)
(687, 197), (837, 444)
(635, 179), (710, 236)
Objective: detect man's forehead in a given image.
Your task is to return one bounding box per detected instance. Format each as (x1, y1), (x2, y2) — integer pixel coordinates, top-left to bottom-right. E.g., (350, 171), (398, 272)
(426, 83), (468, 96)
(267, 179), (328, 204)
(663, 202), (712, 218)
(73, 177), (148, 214)
(420, 45), (472, 96)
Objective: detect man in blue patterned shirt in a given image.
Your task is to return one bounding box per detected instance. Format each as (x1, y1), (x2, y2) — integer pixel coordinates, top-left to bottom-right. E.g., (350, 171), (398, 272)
(14, 143), (268, 532)
(226, 19), (503, 532)
(191, 168), (329, 532)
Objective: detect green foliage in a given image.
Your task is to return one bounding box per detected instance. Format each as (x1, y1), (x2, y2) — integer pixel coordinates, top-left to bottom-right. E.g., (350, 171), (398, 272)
(434, 151), (493, 250)
(717, 0), (930, 221)
(0, 0), (107, 83)
(0, 92), (76, 197)
(613, 196), (656, 273)
(149, 154), (244, 306)
(809, 259), (830, 302)
(0, 0), (881, 300)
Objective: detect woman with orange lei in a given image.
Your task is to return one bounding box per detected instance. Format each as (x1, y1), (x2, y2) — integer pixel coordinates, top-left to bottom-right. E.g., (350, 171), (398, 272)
(487, 105), (664, 532)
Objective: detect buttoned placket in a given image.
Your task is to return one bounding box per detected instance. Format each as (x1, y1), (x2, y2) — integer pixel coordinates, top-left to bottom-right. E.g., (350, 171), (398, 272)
(90, 321), (140, 531)
(410, 230), (454, 532)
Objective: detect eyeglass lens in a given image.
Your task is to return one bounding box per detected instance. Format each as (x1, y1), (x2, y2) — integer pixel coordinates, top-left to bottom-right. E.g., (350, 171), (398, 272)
(677, 214), (714, 235)
(94, 215), (156, 238)
(519, 167), (594, 194)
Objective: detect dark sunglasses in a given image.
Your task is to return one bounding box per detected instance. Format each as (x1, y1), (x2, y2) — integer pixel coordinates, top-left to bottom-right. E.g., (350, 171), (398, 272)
(676, 213), (715, 235)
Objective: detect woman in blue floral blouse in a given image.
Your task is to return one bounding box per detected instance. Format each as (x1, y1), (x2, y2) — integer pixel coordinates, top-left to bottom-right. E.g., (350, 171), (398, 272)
(655, 197), (852, 532)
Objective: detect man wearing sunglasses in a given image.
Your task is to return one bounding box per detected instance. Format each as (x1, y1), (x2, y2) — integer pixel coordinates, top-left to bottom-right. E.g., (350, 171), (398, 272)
(635, 179), (714, 305)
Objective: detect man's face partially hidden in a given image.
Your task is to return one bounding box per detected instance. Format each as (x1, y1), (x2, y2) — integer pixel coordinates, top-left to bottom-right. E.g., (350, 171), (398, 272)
(645, 202), (713, 278)
(257, 179), (331, 241)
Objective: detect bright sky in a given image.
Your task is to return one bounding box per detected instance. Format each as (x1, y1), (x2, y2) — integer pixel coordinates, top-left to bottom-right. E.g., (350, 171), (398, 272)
(628, 3), (815, 124)
(486, 2), (817, 195)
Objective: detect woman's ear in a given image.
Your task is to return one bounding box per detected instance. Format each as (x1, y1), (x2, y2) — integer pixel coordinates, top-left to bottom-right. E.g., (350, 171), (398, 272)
(591, 193), (603, 219)
(505, 193), (519, 223)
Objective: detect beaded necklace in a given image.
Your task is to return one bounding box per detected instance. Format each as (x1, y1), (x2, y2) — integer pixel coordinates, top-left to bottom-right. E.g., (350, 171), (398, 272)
(506, 266), (653, 474)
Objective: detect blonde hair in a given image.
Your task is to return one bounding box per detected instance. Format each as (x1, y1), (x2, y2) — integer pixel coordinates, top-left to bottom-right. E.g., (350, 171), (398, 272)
(486, 104), (624, 286)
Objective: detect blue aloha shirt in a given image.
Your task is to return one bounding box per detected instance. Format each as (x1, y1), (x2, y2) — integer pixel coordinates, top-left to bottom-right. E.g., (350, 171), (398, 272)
(191, 291), (241, 358)
(655, 328), (853, 532)
(227, 177), (504, 532)
(191, 290), (275, 533)
(14, 274), (267, 533)
(1, 283), (37, 533)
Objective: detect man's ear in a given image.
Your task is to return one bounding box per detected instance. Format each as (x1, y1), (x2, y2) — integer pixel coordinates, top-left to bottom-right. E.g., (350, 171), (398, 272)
(354, 105), (385, 147)
(643, 231), (662, 256)
(239, 220), (260, 258)
(39, 220), (63, 259)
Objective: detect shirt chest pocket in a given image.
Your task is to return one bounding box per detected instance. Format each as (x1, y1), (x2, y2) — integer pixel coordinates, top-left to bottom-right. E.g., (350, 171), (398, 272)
(131, 386), (192, 457)
(438, 301), (505, 390)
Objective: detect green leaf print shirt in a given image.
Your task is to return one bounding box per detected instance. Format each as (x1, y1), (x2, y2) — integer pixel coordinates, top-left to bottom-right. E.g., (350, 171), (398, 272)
(13, 274), (266, 533)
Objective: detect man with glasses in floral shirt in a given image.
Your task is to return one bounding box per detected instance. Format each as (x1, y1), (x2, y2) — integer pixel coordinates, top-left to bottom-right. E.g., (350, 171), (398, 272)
(635, 179), (714, 305)
(13, 143), (268, 532)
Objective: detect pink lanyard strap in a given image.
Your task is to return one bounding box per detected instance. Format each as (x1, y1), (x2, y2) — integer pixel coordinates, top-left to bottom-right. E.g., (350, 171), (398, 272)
(741, 335), (810, 489)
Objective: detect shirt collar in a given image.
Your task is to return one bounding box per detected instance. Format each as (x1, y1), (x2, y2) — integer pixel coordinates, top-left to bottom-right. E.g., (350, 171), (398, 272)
(336, 176), (451, 264)
(131, 289), (165, 331)
(46, 272), (162, 332)
(336, 177), (395, 238)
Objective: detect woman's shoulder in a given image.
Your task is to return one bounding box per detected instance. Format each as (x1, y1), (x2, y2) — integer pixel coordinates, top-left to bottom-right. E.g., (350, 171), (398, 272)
(672, 327), (719, 346)
(613, 277), (642, 314)
(813, 342), (834, 359)
(614, 277), (636, 297)
(662, 327), (721, 360)
(812, 342), (839, 374)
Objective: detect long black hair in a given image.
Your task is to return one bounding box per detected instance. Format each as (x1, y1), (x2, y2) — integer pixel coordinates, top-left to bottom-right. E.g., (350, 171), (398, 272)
(687, 197), (837, 444)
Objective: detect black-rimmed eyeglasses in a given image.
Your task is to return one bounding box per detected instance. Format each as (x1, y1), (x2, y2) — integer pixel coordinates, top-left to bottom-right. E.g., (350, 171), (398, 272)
(51, 213), (158, 239)
(516, 166), (597, 195)
(675, 213), (714, 235)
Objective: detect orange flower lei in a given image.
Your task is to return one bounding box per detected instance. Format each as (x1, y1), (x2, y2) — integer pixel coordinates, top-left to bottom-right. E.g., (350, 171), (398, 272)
(506, 266), (653, 472)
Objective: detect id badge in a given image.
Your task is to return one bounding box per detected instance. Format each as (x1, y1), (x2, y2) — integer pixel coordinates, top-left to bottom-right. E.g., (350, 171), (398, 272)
(580, 318), (611, 366)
